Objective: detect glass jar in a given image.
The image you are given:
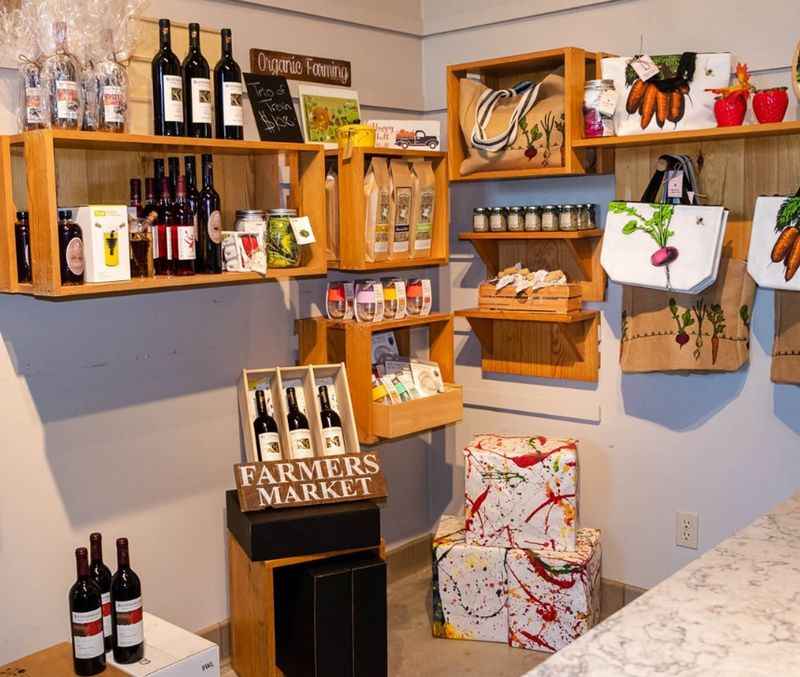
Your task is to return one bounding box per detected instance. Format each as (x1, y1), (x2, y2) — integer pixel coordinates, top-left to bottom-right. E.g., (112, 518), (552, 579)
(235, 209), (267, 234)
(489, 207), (507, 232)
(524, 206), (541, 232)
(579, 203), (597, 231)
(583, 79), (617, 138)
(559, 204), (578, 231)
(540, 205), (559, 232)
(267, 208), (299, 268)
(326, 282), (347, 320)
(472, 207), (489, 232)
(355, 280), (380, 322)
(406, 279), (424, 315)
(19, 58), (46, 131)
(507, 206), (524, 232)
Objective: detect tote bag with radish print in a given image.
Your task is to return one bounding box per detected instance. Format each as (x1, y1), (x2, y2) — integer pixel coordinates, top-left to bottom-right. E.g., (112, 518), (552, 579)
(747, 191), (800, 290)
(601, 53), (731, 136)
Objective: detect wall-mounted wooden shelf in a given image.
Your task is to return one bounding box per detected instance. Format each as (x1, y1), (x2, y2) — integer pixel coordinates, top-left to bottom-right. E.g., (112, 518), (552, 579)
(328, 146), (449, 271)
(459, 229), (606, 302)
(455, 308), (600, 382)
(0, 130), (327, 297)
(296, 312), (462, 445)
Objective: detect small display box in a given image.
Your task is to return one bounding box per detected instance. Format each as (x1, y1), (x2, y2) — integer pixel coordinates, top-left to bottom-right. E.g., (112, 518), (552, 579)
(478, 282), (583, 314)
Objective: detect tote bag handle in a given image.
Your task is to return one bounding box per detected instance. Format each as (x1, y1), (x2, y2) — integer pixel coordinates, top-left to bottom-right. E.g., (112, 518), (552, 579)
(470, 80), (542, 152)
(640, 154), (699, 205)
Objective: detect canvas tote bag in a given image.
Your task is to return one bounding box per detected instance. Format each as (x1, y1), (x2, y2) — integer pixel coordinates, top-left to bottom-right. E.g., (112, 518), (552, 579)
(771, 290), (800, 384)
(458, 74), (565, 176)
(620, 257), (755, 373)
(601, 53), (732, 136)
(747, 189), (800, 290)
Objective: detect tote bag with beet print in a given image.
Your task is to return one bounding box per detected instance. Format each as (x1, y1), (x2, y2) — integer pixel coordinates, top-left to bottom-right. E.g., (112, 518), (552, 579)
(620, 257), (755, 373)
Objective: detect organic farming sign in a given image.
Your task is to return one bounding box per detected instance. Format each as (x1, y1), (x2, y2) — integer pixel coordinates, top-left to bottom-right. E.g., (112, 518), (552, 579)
(234, 453), (387, 511)
(250, 48), (351, 87)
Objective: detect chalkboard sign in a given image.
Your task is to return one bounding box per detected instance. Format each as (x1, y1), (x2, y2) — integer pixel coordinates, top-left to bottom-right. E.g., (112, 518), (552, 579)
(243, 73), (304, 143)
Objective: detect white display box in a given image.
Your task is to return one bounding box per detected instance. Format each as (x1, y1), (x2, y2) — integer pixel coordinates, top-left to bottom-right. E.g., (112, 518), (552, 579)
(108, 612), (219, 677)
(71, 204), (131, 283)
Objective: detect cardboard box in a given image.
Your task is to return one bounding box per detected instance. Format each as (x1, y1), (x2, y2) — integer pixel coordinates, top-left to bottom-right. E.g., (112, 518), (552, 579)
(70, 205), (131, 283)
(464, 434), (578, 551)
(107, 612), (219, 677)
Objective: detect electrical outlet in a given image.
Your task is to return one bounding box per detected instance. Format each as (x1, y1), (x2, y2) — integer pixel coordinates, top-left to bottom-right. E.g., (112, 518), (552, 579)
(676, 512), (699, 549)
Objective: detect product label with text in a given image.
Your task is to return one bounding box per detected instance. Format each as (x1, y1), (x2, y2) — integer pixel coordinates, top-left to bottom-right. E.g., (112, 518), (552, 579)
(66, 237), (84, 275)
(162, 75), (184, 123)
(102, 85), (124, 124)
(114, 596), (143, 647)
(208, 210), (223, 244)
(191, 77), (213, 124)
(56, 81), (79, 121)
(289, 428), (314, 459)
(222, 81), (244, 127)
(322, 426), (345, 456)
(258, 432), (282, 461)
(101, 592), (111, 638)
(25, 87), (43, 124)
(72, 607), (104, 659)
(176, 225), (196, 260)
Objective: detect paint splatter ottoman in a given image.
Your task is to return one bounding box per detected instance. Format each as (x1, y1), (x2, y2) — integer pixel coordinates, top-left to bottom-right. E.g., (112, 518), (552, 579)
(432, 515), (601, 652)
(464, 434), (579, 551)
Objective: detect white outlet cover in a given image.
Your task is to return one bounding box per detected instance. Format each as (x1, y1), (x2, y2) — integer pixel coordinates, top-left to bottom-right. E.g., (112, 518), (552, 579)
(676, 511), (699, 549)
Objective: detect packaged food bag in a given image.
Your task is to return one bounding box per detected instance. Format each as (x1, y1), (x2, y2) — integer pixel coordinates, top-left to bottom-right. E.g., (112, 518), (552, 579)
(410, 160), (435, 258)
(363, 157), (391, 262)
(389, 159), (413, 260)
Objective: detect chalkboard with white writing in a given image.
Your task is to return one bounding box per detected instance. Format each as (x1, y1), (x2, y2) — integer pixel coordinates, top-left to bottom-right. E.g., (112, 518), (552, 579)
(243, 72), (304, 143)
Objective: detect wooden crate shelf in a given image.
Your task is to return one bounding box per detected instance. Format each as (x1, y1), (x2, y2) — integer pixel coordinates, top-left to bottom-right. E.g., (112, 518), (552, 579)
(446, 48), (612, 182)
(328, 146), (449, 271)
(0, 130), (327, 297)
(296, 312), (461, 445)
(455, 308), (600, 382)
(459, 229), (606, 302)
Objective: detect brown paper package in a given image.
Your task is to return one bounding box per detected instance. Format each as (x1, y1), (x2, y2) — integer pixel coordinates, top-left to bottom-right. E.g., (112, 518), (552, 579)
(410, 160), (435, 259)
(771, 290), (800, 384)
(363, 157), (392, 262)
(389, 159), (414, 260)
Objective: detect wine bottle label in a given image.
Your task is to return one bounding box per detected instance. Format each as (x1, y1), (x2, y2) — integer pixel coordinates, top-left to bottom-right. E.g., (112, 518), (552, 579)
(176, 225), (196, 260)
(162, 74), (184, 123)
(56, 80), (79, 120)
(165, 225), (174, 260)
(65, 237), (84, 275)
(114, 596), (144, 647)
(151, 223), (160, 258)
(258, 432), (282, 461)
(71, 607), (104, 659)
(208, 210), (222, 244)
(191, 77), (212, 123)
(25, 87), (43, 123)
(322, 426), (345, 456)
(101, 592), (112, 638)
(222, 81), (243, 127)
(102, 85), (124, 123)
(289, 428), (314, 459)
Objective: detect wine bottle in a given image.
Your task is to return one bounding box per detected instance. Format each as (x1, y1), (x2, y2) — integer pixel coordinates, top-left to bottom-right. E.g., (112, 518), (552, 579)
(151, 19), (184, 136)
(111, 538), (144, 664)
(172, 176), (196, 275)
(97, 28), (127, 133)
(184, 156), (200, 242)
(59, 209), (84, 284)
(128, 179), (142, 220)
(15, 210), (32, 284)
(183, 23), (211, 138)
(213, 29), (243, 140)
(254, 390), (281, 462)
(155, 176), (174, 275)
(69, 547), (106, 676)
(318, 385), (345, 456)
(285, 387), (314, 459)
(43, 21), (80, 130)
(89, 533), (113, 654)
(197, 154), (222, 273)
(153, 159), (165, 200)
(143, 178), (159, 267)
(167, 156), (180, 201)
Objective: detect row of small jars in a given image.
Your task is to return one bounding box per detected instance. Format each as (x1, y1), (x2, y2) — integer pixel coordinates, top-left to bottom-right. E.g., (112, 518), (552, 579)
(473, 204), (597, 233)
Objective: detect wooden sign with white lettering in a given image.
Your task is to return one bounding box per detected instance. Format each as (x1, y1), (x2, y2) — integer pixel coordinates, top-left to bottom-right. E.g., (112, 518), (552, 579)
(234, 452), (387, 511)
(250, 48), (352, 87)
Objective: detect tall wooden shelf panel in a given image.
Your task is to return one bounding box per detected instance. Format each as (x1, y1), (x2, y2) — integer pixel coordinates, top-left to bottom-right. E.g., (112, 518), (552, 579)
(328, 146), (449, 271)
(0, 130), (327, 298)
(296, 312), (462, 445)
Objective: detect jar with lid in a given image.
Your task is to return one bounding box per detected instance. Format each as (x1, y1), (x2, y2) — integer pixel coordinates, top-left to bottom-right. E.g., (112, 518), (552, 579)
(267, 208), (299, 268)
(559, 204), (579, 231)
(583, 79), (617, 138)
(489, 207), (507, 232)
(235, 209), (267, 234)
(578, 203), (596, 231)
(524, 206), (541, 232)
(540, 205), (559, 232)
(472, 207), (489, 232)
(507, 206), (524, 232)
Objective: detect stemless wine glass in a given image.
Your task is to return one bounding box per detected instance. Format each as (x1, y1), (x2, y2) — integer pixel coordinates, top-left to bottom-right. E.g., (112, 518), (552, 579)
(326, 282), (347, 319)
(355, 280), (379, 322)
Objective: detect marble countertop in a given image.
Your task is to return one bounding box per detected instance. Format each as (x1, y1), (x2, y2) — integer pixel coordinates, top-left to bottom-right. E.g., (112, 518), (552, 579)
(527, 492), (800, 676)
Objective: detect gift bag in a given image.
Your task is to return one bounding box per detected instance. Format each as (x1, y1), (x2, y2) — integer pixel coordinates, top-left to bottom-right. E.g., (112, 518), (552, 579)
(771, 290), (800, 384)
(601, 155), (728, 293)
(747, 191), (800, 290)
(620, 257), (755, 373)
(602, 53), (731, 135)
(458, 74), (565, 176)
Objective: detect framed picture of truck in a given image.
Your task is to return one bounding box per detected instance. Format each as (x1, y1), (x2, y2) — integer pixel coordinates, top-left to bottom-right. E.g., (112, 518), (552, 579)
(367, 119), (441, 152)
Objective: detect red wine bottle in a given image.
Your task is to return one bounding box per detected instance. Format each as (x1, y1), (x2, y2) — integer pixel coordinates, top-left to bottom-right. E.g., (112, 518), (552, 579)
(172, 176), (196, 275)
(183, 23), (211, 138)
(197, 154), (222, 273)
(69, 547), (106, 676)
(59, 209), (84, 284)
(184, 156), (200, 242)
(151, 19), (184, 136)
(15, 210), (32, 283)
(286, 387), (313, 459)
(167, 156), (180, 201)
(213, 29), (243, 140)
(254, 390), (281, 461)
(155, 176), (174, 275)
(111, 538), (144, 664)
(153, 159), (165, 200)
(89, 533), (113, 653)
(318, 385), (345, 456)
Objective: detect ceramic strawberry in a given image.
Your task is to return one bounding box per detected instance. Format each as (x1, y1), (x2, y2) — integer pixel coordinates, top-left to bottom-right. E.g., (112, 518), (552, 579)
(753, 87), (789, 123)
(713, 91), (748, 127)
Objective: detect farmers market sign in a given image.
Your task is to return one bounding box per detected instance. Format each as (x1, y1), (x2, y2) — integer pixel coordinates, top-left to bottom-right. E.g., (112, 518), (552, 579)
(250, 48), (351, 87)
(234, 453), (387, 511)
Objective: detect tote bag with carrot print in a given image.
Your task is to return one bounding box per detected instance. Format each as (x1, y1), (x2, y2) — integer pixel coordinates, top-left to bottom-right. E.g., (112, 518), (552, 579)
(747, 191), (800, 290)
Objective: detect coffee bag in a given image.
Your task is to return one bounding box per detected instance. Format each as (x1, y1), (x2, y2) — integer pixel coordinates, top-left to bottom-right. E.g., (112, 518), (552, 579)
(389, 159), (414, 260)
(410, 160), (435, 258)
(363, 157), (392, 261)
